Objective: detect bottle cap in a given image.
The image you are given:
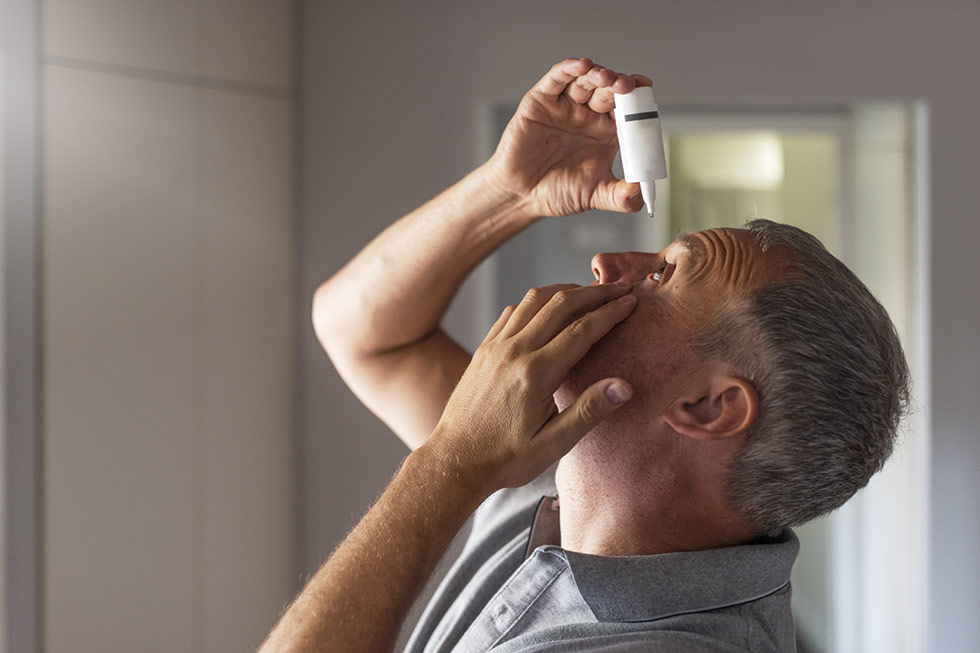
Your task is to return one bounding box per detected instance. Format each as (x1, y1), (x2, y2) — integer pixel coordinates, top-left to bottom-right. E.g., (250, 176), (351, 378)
(614, 86), (657, 114)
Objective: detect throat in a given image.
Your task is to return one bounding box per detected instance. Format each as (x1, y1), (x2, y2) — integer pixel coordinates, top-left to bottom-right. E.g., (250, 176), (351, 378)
(556, 458), (756, 556)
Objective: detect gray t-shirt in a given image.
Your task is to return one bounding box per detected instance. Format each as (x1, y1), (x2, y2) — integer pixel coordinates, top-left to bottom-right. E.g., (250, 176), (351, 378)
(406, 468), (798, 652)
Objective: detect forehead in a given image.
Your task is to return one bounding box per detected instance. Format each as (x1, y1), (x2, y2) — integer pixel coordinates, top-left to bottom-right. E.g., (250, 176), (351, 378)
(669, 227), (778, 289)
(672, 227), (748, 254)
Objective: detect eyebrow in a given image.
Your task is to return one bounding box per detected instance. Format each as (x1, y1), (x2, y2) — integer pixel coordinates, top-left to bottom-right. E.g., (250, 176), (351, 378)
(677, 233), (706, 269)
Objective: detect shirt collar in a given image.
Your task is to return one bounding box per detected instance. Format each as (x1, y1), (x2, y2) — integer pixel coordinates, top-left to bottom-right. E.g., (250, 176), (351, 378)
(556, 529), (799, 622)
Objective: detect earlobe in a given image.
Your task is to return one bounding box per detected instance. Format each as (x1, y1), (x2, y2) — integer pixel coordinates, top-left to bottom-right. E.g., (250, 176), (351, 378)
(664, 376), (759, 441)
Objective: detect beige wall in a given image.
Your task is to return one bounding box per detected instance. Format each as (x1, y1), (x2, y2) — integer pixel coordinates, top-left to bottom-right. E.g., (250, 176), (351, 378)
(299, 2), (980, 651)
(41, 1), (295, 651)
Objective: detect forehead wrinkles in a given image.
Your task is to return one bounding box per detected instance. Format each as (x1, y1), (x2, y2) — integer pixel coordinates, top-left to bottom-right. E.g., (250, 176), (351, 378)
(686, 229), (753, 287)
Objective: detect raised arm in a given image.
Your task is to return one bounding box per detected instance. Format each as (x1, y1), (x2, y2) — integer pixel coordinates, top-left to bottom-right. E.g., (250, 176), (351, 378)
(312, 58), (648, 449)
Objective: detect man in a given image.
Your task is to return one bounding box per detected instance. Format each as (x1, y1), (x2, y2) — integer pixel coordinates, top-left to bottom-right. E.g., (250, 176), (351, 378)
(261, 59), (909, 652)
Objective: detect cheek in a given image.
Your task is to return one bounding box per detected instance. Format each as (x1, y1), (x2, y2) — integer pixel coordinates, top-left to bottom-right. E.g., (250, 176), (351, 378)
(556, 321), (636, 407)
(557, 309), (690, 411)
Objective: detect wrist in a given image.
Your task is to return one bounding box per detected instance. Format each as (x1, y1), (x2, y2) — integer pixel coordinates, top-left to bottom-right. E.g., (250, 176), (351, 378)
(407, 434), (498, 508)
(471, 160), (538, 226)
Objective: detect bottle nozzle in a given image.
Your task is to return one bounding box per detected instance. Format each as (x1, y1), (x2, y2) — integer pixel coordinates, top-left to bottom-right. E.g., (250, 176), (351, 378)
(639, 181), (655, 217)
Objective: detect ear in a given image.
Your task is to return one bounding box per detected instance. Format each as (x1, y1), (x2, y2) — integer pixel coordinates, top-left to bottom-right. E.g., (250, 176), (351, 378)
(663, 375), (759, 441)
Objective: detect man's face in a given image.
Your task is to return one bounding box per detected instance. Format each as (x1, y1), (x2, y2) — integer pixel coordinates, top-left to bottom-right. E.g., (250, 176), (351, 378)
(556, 227), (778, 416)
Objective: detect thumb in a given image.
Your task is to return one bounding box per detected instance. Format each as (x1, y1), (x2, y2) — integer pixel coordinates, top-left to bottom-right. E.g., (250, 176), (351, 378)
(592, 179), (645, 213)
(539, 379), (633, 459)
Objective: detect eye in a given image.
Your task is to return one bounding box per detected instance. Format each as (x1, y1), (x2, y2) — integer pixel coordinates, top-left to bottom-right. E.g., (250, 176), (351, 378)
(652, 260), (668, 283)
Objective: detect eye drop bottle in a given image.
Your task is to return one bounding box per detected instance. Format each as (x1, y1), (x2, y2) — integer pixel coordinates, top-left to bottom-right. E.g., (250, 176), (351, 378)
(614, 85), (668, 217)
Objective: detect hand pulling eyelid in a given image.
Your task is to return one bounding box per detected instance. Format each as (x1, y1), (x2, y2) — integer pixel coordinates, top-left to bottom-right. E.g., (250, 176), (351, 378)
(614, 85), (668, 218)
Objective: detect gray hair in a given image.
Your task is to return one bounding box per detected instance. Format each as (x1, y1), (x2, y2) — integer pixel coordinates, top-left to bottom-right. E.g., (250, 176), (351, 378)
(690, 219), (911, 536)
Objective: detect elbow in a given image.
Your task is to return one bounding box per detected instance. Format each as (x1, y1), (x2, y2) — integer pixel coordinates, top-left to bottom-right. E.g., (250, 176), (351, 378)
(311, 280), (341, 358)
(312, 277), (379, 369)
(312, 279), (370, 367)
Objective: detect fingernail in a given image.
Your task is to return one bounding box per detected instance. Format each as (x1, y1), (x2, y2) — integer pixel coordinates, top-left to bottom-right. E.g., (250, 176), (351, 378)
(618, 293), (636, 304)
(605, 382), (632, 406)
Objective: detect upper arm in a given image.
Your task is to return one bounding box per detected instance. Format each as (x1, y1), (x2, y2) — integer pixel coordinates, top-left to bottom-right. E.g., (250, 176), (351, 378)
(322, 327), (471, 451)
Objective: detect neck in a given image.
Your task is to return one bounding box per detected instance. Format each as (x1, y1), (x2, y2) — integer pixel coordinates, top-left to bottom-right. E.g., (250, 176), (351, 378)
(555, 432), (756, 556)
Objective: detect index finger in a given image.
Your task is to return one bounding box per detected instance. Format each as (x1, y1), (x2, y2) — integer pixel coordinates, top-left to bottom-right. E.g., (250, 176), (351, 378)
(536, 293), (638, 385)
(520, 282), (631, 349)
(631, 74), (654, 88)
(588, 73), (638, 113)
(529, 58), (594, 100)
(504, 283), (582, 337)
(593, 72), (654, 113)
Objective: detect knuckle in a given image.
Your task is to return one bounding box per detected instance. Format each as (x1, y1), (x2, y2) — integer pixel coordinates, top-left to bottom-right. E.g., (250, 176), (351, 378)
(500, 339), (523, 361)
(523, 287), (544, 304)
(567, 316), (592, 339)
(520, 356), (544, 383)
(509, 362), (535, 395)
(550, 289), (572, 306)
(578, 396), (603, 425)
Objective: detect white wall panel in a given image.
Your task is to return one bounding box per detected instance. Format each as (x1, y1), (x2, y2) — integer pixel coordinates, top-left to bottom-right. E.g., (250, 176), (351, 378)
(42, 0), (200, 75)
(42, 0), (293, 90)
(40, 2), (296, 650)
(203, 0), (293, 87)
(200, 88), (295, 651)
(42, 65), (200, 652)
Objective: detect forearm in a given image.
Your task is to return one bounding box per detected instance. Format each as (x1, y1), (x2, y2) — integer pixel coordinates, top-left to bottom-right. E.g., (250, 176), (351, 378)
(259, 445), (487, 653)
(313, 162), (534, 359)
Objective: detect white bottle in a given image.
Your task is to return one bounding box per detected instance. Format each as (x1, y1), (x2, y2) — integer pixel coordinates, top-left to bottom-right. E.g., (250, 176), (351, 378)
(614, 86), (668, 217)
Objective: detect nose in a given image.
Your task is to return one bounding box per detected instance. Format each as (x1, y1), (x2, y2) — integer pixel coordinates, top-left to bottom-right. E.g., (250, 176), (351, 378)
(591, 251), (660, 284)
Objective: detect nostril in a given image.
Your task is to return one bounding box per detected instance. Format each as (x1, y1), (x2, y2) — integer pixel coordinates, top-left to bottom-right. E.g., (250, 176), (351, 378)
(590, 253), (606, 282)
(591, 253), (616, 284)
